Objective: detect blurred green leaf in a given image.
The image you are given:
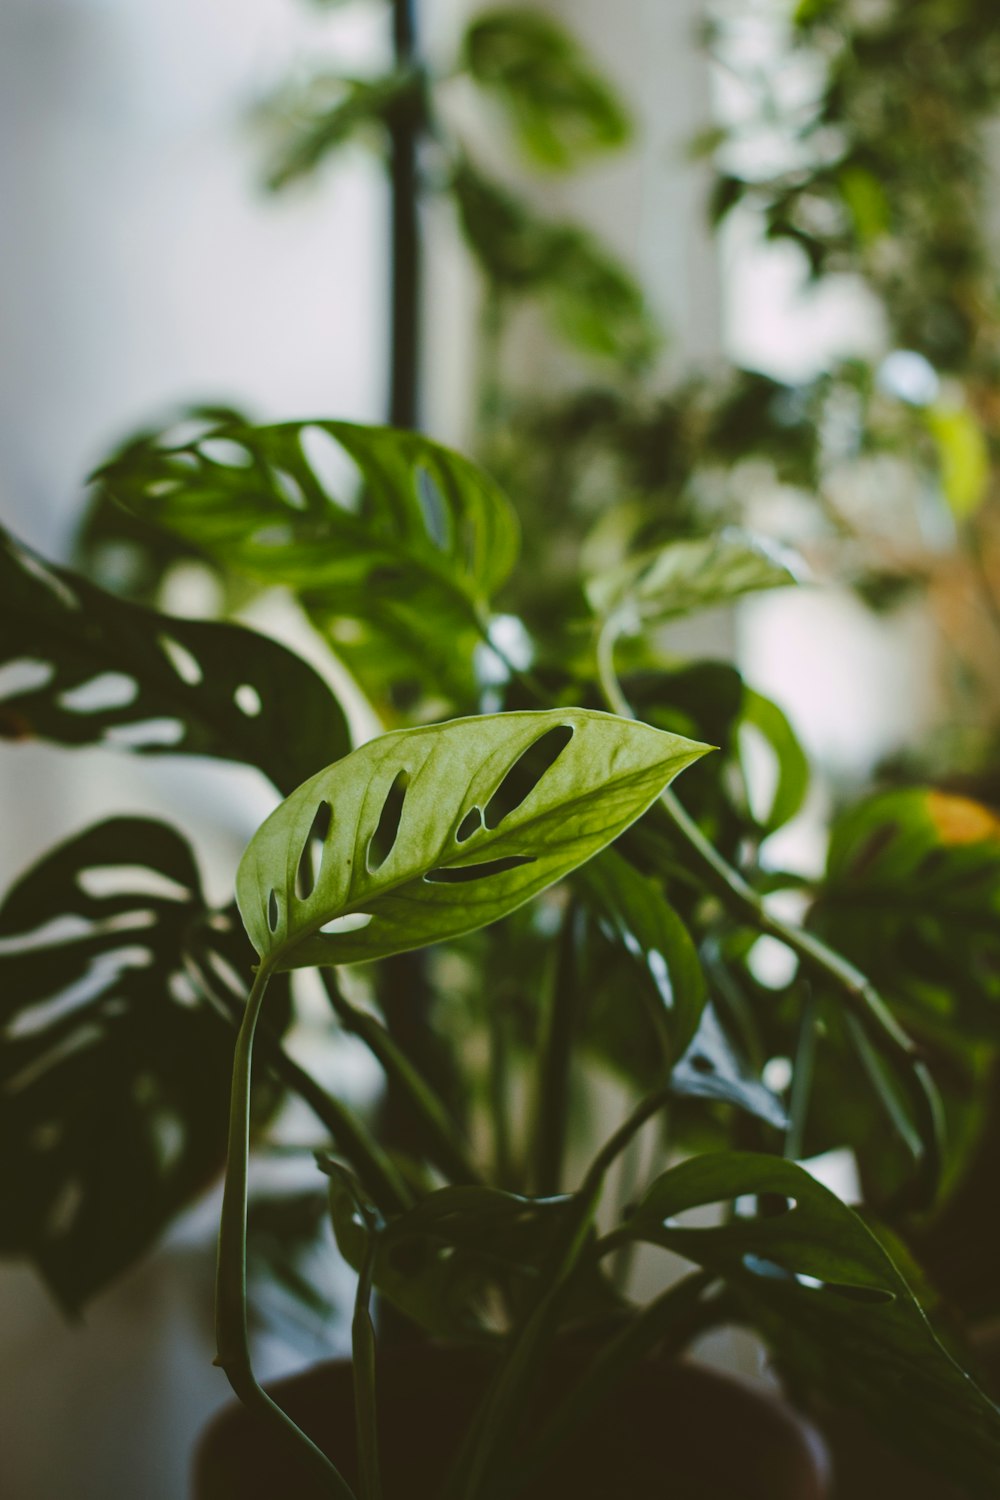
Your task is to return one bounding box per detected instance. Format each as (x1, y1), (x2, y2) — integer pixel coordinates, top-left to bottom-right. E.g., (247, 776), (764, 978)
(925, 404), (990, 519)
(0, 818), (287, 1312)
(617, 1152), (1000, 1493)
(587, 529), (802, 625)
(739, 687), (809, 835)
(812, 787), (1000, 1042)
(262, 69), (425, 191)
(462, 7), (630, 171)
(450, 160), (658, 367)
(0, 526), (348, 796)
(237, 709), (708, 970)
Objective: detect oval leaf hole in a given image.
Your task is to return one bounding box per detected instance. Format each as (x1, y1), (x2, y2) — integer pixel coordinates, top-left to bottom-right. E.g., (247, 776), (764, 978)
(425, 855), (536, 885)
(300, 426), (362, 511)
(58, 672), (138, 713)
(267, 890), (279, 933)
(320, 912), (373, 936)
(198, 438), (253, 468)
(456, 807), (483, 843)
(158, 635), (203, 686)
(367, 770), (409, 872)
(414, 465), (450, 550)
(296, 801), (332, 900)
(741, 1254), (893, 1303)
(484, 725), (575, 830)
(665, 1196), (794, 1230)
(235, 684), (262, 717)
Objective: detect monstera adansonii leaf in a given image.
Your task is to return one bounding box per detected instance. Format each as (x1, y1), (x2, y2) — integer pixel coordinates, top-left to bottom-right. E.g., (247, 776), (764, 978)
(616, 1152), (1000, 1495)
(0, 817), (288, 1312)
(92, 417), (520, 702)
(0, 525), (348, 795)
(238, 709), (709, 972)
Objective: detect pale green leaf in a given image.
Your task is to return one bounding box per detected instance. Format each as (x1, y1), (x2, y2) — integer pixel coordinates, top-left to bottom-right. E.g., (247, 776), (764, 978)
(587, 529), (803, 626)
(237, 709), (709, 970)
(925, 404), (990, 519)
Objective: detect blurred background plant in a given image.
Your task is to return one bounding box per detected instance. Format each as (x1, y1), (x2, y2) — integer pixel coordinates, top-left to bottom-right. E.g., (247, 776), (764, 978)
(7, 0), (1000, 1496)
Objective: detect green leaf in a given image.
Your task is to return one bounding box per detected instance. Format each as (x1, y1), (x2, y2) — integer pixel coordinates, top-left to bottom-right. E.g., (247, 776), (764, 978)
(925, 404), (990, 519)
(449, 160), (658, 367)
(462, 7), (630, 171)
(326, 1169), (571, 1340)
(0, 525), (348, 796)
(813, 787), (1000, 1041)
(237, 709), (709, 971)
(93, 416), (520, 703)
(573, 848), (706, 1060)
(262, 70), (425, 191)
(587, 529), (803, 625)
(616, 1152), (1000, 1494)
(0, 818), (287, 1312)
(739, 687), (809, 835)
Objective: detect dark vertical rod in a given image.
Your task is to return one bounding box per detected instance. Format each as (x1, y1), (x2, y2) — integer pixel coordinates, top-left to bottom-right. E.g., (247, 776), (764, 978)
(389, 0), (420, 428)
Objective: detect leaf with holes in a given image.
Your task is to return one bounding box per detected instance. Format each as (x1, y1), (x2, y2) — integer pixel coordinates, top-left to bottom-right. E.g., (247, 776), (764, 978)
(238, 709), (709, 971)
(0, 817), (288, 1311)
(615, 1152), (1000, 1493)
(586, 529), (803, 626)
(92, 416), (520, 701)
(0, 526), (348, 795)
(670, 1006), (789, 1130)
(461, 7), (631, 171)
(573, 848), (706, 1061)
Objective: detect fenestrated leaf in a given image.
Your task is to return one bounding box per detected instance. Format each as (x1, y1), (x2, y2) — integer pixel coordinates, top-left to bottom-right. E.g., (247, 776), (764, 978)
(587, 529), (803, 625)
(0, 526), (348, 796)
(0, 817), (288, 1312)
(573, 848), (706, 1061)
(616, 1152), (1000, 1494)
(92, 416), (520, 702)
(238, 709), (709, 971)
(812, 787), (1000, 1041)
(461, 7), (630, 171)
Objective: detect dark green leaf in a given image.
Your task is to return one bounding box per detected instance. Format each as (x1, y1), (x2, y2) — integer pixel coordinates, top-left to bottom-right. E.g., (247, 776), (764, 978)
(237, 709), (709, 970)
(462, 7), (630, 170)
(573, 848), (706, 1060)
(0, 526), (348, 796)
(0, 818), (287, 1311)
(739, 687), (809, 835)
(616, 1152), (1000, 1494)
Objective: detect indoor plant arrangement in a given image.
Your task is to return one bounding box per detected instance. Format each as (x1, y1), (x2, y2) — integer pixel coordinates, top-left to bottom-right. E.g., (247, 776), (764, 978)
(5, 413), (1000, 1495)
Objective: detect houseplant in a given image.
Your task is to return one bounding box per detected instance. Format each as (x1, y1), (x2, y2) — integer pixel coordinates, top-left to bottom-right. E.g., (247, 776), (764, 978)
(5, 413), (1000, 1495)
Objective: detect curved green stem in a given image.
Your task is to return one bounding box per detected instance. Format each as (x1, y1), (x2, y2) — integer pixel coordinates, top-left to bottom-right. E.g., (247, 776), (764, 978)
(215, 963), (358, 1499)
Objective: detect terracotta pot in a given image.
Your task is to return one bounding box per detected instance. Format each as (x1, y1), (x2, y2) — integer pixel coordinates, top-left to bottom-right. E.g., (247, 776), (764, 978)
(193, 1345), (829, 1499)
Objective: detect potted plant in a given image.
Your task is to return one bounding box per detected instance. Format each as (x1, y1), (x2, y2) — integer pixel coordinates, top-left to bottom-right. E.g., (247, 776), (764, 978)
(4, 410), (1000, 1497)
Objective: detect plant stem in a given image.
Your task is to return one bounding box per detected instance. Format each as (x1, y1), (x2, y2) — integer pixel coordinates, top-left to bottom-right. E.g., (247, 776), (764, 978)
(322, 971), (481, 1186)
(352, 1234), (383, 1500)
(533, 901), (583, 1195)
(389, 0), (420, 428)
(215, 964), (357, 1499)
(195, 957), (411, 1215)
